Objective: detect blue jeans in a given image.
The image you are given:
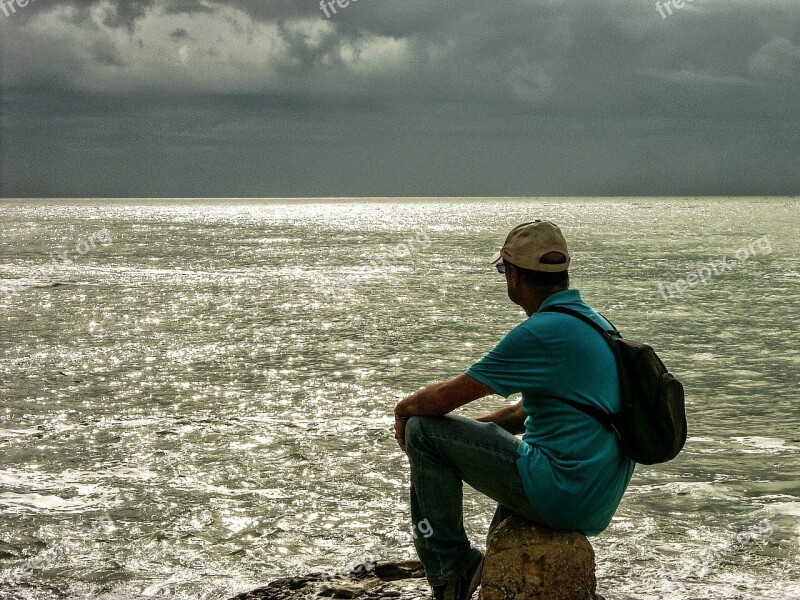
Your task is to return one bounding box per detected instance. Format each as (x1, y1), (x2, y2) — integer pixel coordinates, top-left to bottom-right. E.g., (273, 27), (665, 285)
(404, 414), (546, 587)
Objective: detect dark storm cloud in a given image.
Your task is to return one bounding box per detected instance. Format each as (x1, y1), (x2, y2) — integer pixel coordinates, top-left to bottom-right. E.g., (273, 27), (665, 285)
(48, 0), (155, 31)
(163, 0), (216, 16)
(11, 0), (317, 28)
(1, 0), (799, 197)
(169, 27), (190, 40)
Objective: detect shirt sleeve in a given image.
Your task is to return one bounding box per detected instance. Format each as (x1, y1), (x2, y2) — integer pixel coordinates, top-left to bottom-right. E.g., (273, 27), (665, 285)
(466, 322), (546, 398)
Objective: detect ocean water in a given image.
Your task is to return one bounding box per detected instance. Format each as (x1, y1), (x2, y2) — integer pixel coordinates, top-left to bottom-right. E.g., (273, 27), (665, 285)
(0, 197), (798, 600)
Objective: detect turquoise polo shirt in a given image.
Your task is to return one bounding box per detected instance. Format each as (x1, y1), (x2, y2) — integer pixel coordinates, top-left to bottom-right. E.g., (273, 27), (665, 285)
(466, 289), (635, 535)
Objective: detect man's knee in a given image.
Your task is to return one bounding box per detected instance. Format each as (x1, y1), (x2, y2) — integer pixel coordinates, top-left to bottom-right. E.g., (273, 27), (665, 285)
(405, 415), (425, 445)
(405, 415), (440, 451)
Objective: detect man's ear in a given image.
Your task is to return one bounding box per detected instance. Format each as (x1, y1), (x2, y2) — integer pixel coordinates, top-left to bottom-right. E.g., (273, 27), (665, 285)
(506, 263), (520, 285)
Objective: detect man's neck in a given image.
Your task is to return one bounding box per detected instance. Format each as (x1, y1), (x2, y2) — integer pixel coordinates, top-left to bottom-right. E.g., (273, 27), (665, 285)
(519, 287), (568, 317)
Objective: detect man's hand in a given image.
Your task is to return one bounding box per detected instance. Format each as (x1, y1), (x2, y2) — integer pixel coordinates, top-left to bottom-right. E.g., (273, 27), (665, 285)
(475, 399), (526, 435)
(394, 416), (408, 453)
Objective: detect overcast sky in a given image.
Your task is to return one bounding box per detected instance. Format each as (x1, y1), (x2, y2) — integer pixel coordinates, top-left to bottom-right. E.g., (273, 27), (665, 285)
(1, 0), (799, 198)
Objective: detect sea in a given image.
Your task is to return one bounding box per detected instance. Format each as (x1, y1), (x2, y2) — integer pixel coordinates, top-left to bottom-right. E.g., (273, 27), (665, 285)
(0, 198), (798, 600)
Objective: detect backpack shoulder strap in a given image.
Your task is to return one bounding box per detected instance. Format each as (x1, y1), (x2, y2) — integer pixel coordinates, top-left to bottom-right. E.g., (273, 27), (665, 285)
(541, 305), (620, 339)
(560, 398), (617, 433)
(540, 304), (622, 437)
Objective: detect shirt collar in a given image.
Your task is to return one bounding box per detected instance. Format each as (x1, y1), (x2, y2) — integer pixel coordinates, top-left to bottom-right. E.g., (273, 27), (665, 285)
(537, 288), (581, 312)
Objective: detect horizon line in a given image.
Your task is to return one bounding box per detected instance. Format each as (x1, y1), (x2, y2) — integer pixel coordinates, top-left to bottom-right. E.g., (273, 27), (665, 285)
(2, 195), (799, 201)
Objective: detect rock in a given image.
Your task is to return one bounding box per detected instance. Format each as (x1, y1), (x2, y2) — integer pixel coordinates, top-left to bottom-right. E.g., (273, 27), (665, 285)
(228, 538), (602, 600)
(0, 542), (23, 559)
(227, 560), (430, 600)
(479, 516), (596, 600)
(372, 560), (426, 581)
(318, 582), (370, 598)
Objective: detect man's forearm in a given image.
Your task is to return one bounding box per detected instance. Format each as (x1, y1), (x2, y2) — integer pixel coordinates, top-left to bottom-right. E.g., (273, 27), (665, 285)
(475, 400), (526, 435)
(395, 379), (460, 417)
(394, 374), (496, 419)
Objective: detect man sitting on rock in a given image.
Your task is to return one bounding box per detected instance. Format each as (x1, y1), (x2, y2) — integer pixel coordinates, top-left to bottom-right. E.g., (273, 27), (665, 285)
(393, 220), (635, 600)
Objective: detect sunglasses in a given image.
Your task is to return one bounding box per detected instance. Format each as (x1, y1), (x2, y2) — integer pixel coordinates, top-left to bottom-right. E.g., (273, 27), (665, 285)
(494, 261), (506, 274)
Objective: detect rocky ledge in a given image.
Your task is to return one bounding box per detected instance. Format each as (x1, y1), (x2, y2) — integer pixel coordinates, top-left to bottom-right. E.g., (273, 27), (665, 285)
(227, 560), (432, 600)
(228, 517), (614, 600)
(226, 559), (609, 600)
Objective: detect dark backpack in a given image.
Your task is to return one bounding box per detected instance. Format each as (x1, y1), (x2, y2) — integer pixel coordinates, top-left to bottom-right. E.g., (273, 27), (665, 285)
(542, 305), (687, 465)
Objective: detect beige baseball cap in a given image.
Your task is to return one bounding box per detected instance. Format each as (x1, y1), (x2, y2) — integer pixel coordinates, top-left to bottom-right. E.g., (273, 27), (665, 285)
(490, 220), (571, 272)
